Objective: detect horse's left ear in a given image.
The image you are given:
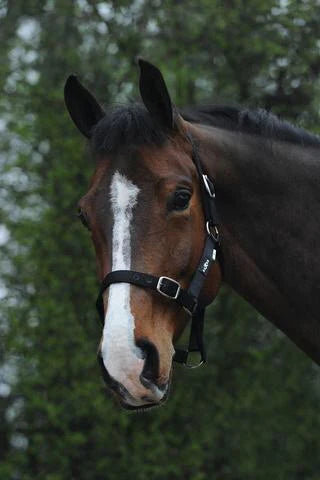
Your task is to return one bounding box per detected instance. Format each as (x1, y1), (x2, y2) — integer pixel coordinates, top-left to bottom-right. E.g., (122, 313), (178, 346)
(138, 58), (175, 130)
(64, 75), (105, 138)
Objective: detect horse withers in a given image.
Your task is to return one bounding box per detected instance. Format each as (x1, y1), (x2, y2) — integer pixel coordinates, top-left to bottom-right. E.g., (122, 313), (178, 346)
(65, 59), (320, 410)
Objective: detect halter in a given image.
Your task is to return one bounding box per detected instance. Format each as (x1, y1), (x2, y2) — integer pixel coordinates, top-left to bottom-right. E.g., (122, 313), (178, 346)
(96, 135), (221, 368)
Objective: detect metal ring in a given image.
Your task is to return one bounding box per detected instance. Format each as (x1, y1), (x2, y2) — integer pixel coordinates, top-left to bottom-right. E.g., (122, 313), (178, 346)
(156, 276), (181, 299)
(202, 174), (215, 198)
(184, 359), (205, 369)
(206, 221), (220, 242)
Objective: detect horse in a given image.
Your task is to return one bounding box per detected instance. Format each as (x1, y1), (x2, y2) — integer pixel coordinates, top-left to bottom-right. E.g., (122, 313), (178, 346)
(64, 59), (320, 411)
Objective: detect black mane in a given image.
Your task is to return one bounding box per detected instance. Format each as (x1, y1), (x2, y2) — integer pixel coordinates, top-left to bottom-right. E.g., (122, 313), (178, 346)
(91, 103), (320, 154)
(181, 105), (320, 147)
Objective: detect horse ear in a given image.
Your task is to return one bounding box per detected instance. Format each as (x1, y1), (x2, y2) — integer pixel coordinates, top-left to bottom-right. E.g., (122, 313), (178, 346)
(138, 59), (174, 130)
(64, 75), (105, 138)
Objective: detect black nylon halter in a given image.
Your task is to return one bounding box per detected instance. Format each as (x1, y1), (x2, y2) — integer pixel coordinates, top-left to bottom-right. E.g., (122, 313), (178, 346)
(96, 135), (220, 368)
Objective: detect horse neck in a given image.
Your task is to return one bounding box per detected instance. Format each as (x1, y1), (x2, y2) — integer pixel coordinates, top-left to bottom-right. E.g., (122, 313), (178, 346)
(195, 124), (320, 364)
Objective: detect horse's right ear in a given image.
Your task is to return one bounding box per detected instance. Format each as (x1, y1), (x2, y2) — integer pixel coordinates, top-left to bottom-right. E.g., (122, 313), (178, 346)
(64, 75), (105, 138)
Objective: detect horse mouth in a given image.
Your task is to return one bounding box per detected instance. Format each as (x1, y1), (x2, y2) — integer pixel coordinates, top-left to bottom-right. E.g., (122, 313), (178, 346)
(118, 387), (170, 412)
(98, 352), (172, 411)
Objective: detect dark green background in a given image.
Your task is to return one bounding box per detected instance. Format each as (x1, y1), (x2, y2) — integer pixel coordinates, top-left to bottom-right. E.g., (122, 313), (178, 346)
(1, 1), (320, 478)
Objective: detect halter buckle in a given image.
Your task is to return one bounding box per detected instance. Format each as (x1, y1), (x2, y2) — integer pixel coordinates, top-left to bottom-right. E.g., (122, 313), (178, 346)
(202, 175), (215, 198)
(157, 276), (181, 300)
(206, 221), (220, 242)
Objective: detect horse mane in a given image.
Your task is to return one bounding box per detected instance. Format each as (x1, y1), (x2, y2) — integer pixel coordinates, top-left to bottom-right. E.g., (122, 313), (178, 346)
(181, 105), (320, 147)
(91, 102), (320, 154)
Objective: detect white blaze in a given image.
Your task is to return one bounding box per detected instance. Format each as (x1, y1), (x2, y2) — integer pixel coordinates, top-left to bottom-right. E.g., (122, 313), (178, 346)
(101, 171), (144, 388)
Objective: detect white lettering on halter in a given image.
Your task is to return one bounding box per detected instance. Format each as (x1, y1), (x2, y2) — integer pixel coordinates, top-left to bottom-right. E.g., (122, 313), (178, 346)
(202, 258), (210, 273)
(100, 171), (144, 389)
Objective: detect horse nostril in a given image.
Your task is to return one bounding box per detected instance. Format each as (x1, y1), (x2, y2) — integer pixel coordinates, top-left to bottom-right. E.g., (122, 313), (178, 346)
(136, 338), (159, 388)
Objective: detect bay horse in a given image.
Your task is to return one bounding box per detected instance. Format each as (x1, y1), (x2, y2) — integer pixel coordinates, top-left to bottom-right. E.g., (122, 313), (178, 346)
(64, 59), (320, 411)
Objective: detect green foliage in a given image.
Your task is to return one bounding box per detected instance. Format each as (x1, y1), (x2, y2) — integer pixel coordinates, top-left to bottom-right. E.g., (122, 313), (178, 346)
(1, 1), (320, 479)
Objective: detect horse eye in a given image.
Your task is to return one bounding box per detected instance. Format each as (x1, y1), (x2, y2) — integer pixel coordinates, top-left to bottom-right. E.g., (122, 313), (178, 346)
(169, 189), (191, 211)
(77, 208), (90, 230)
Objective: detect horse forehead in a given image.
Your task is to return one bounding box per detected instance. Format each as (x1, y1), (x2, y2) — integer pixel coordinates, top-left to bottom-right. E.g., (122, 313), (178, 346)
(139, 143), (194, 174)
(105, 143), (193, 180)
(109, 170), (140, 209)
(84, 142), (193, 207)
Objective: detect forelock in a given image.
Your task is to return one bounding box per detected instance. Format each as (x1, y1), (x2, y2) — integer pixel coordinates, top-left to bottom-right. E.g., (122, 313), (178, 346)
(91, 104), (168, 155)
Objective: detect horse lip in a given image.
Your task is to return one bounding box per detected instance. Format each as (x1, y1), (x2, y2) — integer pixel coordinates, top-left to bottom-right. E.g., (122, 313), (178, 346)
(119, 400), (158, 411)
(118, 374), (171, 411)
(119, 390), (169, 412)
(98, 351), (172, 410)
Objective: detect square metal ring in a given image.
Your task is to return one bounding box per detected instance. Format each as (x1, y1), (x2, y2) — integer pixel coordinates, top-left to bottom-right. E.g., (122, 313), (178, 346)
(156, 276), (181, 299)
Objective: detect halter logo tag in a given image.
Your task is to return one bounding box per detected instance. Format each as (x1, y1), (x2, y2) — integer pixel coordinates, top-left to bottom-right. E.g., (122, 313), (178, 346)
(201, 258), (210, 274)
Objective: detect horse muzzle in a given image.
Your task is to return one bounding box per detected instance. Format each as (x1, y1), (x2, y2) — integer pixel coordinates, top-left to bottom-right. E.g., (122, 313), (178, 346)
(97, 339), (171, 409)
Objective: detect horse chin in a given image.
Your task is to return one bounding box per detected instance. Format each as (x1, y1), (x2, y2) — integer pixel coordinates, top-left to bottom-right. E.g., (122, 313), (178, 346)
(117, 370), (172, 412)
(118, 388), (170, 413)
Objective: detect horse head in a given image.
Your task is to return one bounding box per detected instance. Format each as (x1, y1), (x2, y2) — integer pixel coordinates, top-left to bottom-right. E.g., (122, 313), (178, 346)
(64, 60), (222, 410)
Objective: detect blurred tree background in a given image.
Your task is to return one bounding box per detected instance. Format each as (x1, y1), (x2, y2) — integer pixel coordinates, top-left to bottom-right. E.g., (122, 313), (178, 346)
(1, 0), (320, 479)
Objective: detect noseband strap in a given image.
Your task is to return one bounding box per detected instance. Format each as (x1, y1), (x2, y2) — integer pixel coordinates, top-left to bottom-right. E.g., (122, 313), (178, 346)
(96, 270), (198, 317)
(96, 135), (221, 368)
